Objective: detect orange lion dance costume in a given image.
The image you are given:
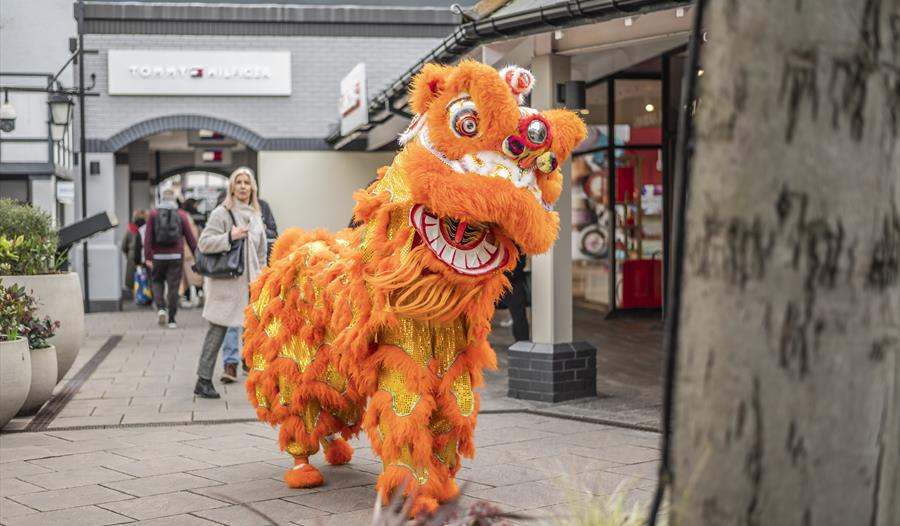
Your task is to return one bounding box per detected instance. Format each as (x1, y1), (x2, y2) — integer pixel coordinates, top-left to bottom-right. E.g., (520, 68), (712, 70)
(242, 60), (586, 515)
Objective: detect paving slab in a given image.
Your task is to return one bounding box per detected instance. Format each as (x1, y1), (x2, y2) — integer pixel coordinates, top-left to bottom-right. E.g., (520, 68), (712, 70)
(465, 480), (572, 510)
(127, 514), (219, 526)
(188, 461), (285, 484)
(0, 306), (662, 525)
(194, 498), (329, 525)
(1, 504), (133, 526)
(0, 461), (53, 480)
(9, 483), (133, 512)
(193, 477), (307, 503)
(28, 451), (135, 472)
(19, 466), (135, 490)
(0, 496), (38, 521)
(0, 478), (45, 496)
(284, 485), (379, 514)
(109, 456), (219, 478)
(104, 472), (223, 497)
(98, 490), (228, 520)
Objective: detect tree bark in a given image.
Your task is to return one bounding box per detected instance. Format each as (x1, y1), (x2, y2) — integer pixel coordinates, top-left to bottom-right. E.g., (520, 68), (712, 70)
(672, 1), (899, 525)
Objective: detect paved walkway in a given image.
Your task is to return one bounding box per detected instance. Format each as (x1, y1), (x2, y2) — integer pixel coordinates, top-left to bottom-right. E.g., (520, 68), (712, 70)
(0, 307), (661, 525)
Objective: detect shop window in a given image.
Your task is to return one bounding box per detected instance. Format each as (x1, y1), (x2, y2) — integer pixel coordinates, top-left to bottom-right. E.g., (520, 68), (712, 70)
(583, 81), (608, 125)
(614, 79), (662, 145)
(0, 178), (29, 202)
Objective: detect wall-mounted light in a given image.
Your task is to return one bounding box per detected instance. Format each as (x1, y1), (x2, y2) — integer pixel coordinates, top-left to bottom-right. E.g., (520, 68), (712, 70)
(697, 68), (705, 77)
(645, 103), (655, 113)
(556, 80), (587, 114)
(48, 93), (74, 142)
(49, 93), (74, 126)
(0, 90), (16, 133)
(50, 123), (67, 142)
(624, 17), (634, 27)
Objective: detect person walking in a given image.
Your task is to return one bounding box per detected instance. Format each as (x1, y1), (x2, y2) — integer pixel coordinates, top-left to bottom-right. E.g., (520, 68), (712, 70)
(501, 253), (530, 342)
(258, 198), (278, 263)
(219, 326), (243, 383)
(179, 199), (203, 309)
(209, 194), (276, 383)
(195, 167), (267, 398)
(121, 209), (146, 298)
(144, 190), (197, 328)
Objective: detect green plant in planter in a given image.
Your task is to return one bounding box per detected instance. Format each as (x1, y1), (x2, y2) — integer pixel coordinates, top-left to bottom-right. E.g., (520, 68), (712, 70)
(0, 198), (59, 275)
(0, 281), (58, 348)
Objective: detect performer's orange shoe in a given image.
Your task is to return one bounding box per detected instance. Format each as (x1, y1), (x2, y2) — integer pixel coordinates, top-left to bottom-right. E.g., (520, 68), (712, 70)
(324, 437), (353, 466)
(284, 457), (324, 488)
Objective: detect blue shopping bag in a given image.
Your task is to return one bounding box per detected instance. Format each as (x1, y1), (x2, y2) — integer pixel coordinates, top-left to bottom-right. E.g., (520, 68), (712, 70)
(133, 266), (153, 305)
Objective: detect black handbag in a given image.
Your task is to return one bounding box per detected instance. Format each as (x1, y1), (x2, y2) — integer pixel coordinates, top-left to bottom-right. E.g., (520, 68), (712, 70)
(192, 208), (245, 278)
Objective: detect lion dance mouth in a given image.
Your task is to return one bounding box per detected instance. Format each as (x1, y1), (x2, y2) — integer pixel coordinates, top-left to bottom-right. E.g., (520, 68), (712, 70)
(410, 204), (509, 276)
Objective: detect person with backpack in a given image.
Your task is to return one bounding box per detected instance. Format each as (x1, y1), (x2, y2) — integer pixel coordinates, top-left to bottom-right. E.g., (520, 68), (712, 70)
(144, 189), (198, 328)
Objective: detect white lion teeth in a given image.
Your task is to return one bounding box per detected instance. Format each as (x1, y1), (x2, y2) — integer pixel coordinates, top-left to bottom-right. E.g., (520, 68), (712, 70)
(441, 246), (457, 265)
(453, 250), (467, 268)
(466, 252), (479, 269)
(425, 223), (439, 242)
(476, 245), (489, 263)
(485, 242), (497, 255)
(430, 236), (447, 256)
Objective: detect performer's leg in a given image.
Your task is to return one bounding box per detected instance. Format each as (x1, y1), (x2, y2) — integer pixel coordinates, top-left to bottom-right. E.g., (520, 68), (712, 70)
(322, 434), (353, 466)
(363, 349), (442, 516)
(280, 414), (324, 488)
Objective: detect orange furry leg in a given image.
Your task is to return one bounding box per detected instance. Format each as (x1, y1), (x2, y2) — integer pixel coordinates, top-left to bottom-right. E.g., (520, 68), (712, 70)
(323, 436), (353, 465)
(375, 465), (439, 518)
(283, 456), (324, 488)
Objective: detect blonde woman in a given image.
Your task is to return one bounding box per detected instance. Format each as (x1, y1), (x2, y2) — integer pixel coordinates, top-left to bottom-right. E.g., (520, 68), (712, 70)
(194, 167), (267, 399)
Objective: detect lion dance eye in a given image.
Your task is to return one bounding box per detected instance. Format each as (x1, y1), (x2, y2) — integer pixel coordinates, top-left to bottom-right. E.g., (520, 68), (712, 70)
(451, 108), (479, 138)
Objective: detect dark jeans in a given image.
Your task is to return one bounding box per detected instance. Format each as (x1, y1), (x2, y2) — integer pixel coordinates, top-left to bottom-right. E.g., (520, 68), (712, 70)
(506, 279), (530, 342)
(151, 258), (183, 322)
(198, 322), (228, 381)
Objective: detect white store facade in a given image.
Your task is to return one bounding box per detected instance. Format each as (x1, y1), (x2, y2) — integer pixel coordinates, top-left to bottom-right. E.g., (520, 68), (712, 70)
(1, 0), (464, 311)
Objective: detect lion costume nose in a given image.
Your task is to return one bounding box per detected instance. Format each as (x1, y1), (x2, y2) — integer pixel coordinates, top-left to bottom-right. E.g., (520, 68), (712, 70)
(502, 114), (557, 173)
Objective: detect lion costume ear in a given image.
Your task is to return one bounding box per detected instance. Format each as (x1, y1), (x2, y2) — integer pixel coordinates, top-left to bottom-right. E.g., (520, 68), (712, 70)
(409, 63), (450, 115)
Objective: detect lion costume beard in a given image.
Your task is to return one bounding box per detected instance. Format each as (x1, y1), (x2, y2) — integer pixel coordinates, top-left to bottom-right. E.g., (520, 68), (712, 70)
(242, 60), (586, 516)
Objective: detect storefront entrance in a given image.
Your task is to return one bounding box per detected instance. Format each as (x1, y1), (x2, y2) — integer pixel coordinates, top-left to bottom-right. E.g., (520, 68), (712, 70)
(572, 49), (689, 317)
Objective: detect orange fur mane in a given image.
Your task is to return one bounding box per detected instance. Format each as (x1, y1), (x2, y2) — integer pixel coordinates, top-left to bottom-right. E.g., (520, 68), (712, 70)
(242, 60), (585, 515)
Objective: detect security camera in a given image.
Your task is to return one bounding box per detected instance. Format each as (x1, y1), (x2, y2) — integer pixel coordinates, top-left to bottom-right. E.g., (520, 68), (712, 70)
(0, 97), (15, 133)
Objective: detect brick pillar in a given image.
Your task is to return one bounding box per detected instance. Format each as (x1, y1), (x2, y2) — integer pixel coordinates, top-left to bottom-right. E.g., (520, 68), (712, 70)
(508, 53), (597, 403)
(508, 342), (597, 402)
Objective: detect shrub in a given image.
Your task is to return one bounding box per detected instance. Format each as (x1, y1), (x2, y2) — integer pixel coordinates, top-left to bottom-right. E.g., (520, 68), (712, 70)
(0, 280), (58, 348)
(0, 198), (58, 275)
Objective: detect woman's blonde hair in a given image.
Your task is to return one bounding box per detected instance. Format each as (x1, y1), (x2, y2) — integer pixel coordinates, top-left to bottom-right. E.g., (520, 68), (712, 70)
(223, 166), (260, 211)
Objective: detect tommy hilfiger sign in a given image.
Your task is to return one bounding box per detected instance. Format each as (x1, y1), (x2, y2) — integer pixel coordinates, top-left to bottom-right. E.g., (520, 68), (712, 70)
(108, 50), (291, 96)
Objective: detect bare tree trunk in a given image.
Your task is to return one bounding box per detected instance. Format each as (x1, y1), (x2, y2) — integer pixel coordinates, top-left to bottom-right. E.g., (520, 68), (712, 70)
(672, 0), (899, 525)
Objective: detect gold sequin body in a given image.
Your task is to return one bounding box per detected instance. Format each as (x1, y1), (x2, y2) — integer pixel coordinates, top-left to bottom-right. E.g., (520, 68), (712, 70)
(243, 162), (490, 498)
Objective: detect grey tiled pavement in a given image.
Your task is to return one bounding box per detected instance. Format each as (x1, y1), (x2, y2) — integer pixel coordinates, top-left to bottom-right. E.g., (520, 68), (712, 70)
(0, 307), (661, 525)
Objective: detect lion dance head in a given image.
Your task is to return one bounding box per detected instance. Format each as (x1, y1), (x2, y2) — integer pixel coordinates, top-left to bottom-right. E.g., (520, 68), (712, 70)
(351, 60), (587, 322)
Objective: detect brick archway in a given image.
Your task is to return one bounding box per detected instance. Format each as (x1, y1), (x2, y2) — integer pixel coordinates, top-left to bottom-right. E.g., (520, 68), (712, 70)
(102, 115), (265, 152)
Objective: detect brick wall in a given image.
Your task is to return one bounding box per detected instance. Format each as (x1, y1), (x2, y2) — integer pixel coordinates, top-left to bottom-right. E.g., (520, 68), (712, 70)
(81, 34), (442, 142)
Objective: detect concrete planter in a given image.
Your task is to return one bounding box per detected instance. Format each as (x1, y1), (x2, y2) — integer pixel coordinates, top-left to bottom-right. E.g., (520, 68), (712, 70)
(2, 272), (84, 382)
(0, 338), (32, 429)
(17, 344), (58, 416)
